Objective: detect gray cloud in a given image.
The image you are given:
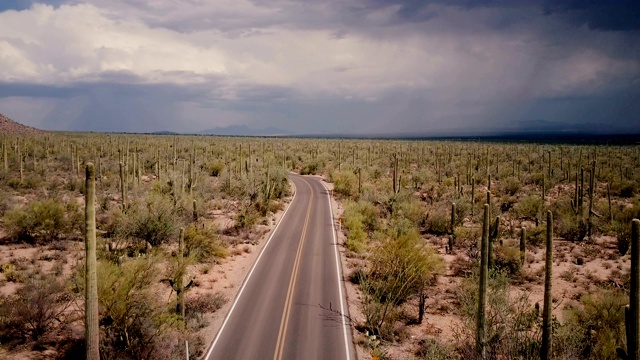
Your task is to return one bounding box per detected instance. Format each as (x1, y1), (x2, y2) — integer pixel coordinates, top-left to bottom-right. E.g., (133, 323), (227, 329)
(0, 0), (638, 135)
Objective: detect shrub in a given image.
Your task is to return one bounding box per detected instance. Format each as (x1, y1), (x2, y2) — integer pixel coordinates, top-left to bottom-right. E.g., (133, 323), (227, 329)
(343, 210), (367, 253)
(557, 290), (626, 359)
(300, 159), (322, 175)
(183, 224), (227, 262)
(205, 161), (225, 177)
(119, 195), (178, 247)
(502, 176), (522, 196)
(456, 270), (540, 359)
(3, 198), (75, 243)
(612, 180), (636, 198)
(0, 263), (18, 282)
(332, 171), (357, 198)
(0, 273), (72, 343)
(453, 226), (481, 249)
(425, 206), (450, 235)
(95, 258), (181, 359)
(185, 292), (227, 320)
(415, 338), (450, 359)
(553, 199), (587, 241)
(344, 200), (379, 234)
(362, 232), (443, 338)
(612, 221), (630, 255)
(494, 244), (522, 276)
(513, 195), (543, 220)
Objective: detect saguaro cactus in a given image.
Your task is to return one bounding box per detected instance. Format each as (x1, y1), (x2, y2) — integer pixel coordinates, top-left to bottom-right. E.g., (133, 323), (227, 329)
(541, 210), (553, 359)
(477, 203), (490, 358)
(620, 219), (640, 360)
(119, 161), (127, 210)
(520, 227), (526, 264)
(171, 228), (193, 320)
(84, 163), (99, 360)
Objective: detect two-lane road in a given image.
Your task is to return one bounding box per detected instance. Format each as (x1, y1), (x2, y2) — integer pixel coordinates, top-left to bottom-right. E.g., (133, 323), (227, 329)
(205, 174), (355, 360)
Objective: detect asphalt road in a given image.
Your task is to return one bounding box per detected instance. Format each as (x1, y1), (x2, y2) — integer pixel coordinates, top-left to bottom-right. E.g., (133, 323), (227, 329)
(204, 174), (355, 360)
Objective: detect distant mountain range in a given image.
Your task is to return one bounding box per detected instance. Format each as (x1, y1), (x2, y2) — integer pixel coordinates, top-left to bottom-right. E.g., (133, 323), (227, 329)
(199, 125), (291, 136)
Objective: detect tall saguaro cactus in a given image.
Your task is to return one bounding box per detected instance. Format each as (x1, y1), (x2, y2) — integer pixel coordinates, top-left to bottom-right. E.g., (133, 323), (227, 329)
(541, 210), (553, 359)
(84, 163), (99, 360)
(520, 227), (526, 264)
(620, 219), (640, 360)
(477, 203), (490, 358)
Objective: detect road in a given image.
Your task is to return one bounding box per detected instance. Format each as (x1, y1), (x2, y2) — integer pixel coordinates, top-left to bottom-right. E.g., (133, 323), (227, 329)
(204, 174), (355, 360)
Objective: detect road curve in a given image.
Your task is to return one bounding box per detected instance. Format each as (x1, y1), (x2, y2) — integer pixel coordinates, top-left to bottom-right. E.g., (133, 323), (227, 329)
(204, 174), (355, 360)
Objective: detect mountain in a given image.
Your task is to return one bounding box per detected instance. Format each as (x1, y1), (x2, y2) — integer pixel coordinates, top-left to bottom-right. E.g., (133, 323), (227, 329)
(200, 125), (290, 136)
(0, 113), (44, 135)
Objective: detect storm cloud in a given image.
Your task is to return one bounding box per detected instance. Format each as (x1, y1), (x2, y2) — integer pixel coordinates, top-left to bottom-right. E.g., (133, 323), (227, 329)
(0, 0), (638, 134)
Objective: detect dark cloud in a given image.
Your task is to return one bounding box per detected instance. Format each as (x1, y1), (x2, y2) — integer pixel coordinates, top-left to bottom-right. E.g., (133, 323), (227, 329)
(0, 0), (639, 135)
(543, 0), (640, 31)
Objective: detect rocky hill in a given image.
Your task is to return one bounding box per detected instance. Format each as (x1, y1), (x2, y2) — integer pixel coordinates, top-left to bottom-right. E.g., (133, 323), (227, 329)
(0, 113), (44, 135)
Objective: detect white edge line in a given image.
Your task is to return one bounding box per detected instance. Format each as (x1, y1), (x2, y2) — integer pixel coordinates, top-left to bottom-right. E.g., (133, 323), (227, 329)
(204, 178), (297, 360)
(320, 180), (352, 360)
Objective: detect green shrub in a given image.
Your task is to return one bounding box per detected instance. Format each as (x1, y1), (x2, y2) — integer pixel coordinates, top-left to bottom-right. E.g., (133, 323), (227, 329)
(453, 226), (481, 248)
(205, 161), (225, 177)
(332, 171), (357, 198)
(494, 244), (522, 276)
(3, 198), (75, 243)
(611, 221), (630, 255)
(0, 263), (17, 282)
(502, 176), (522, 196)
(343, 210), (367, 253)
(300, 159), (322, 175)
(612, 180), (636, 198)
(553, 199), (587, 241)
(425, 206), (449, 235)
(129, 196), (177, 247)
(183, 224), (227, 262)
(513, 195), (543, 220)
(557, 290), (626, 360)
(415, 338), (450, 359)
(95, 258), (181, 359)
(362, 232), (443, 337)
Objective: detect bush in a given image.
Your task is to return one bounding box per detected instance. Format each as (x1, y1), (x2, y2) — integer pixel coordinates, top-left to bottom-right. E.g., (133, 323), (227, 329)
(612, 221), (630, 255)
(332, 171), (357, 198)
(343, 209), (367, 253)
(119, 195), (178, 247)
(501, 176), (522, 196)
(612, 180), (636, 198)
(557, 290), (626, 359)
(205, 161), (225, 177)
(185, 292), (227, 319)
(183, 224), (227, 262)
(494, 244), (522, 276)
(457, 270), (540, 359)
(426, 206), (450, 235)
(513, 195), (543, 220)
(453, 226), (481, 249)
(0, 274), (72, 343)
(344, 200), (379, 233)
(553, 199), (587, 241)
(415, 338), (450, 359)
(3, 198), (76, 243)
(300, 159), (322, 175)
(95, 258), (181, 359)
(0, 263), (18, 282)
(362, 231), (443, 338)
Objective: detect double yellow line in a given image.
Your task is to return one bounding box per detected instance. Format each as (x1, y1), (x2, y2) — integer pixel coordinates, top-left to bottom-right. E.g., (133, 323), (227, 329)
(273, 179), (314, 360)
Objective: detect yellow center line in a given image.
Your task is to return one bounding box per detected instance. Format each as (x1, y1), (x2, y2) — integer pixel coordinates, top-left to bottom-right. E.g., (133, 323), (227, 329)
(273, 178), (313, 360)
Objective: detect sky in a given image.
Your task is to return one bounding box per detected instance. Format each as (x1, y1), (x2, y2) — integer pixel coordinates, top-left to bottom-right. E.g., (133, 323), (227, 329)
(0, 0), (639, 135)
